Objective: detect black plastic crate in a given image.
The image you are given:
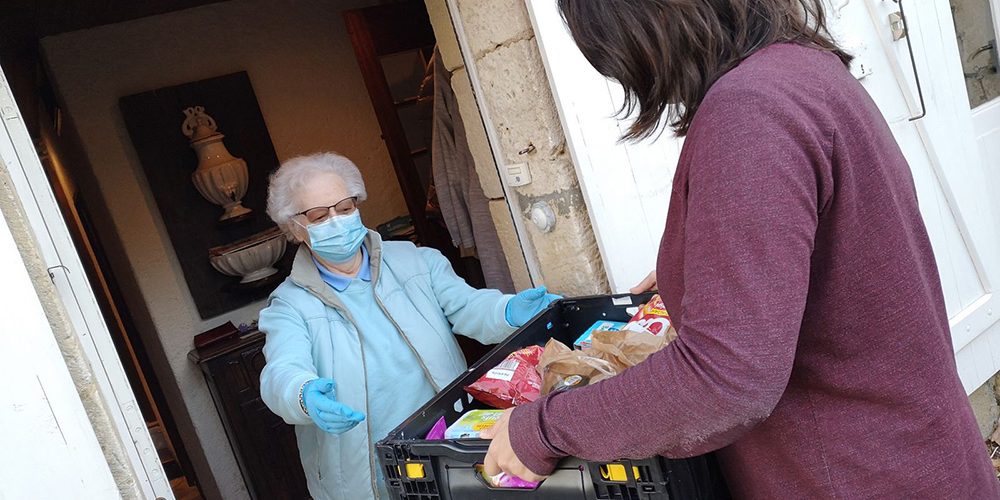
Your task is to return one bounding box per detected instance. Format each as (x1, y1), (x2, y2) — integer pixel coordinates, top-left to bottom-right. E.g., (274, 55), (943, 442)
(378, 293), (731, 500)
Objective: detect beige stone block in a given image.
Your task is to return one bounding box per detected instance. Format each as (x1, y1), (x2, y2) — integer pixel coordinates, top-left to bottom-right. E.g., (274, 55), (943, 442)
(515, 155), (581, 199)
(455, 0), (534, 58)
(424, 0), (466, 72)
(452, 68), (505, 199)
(488, 199), (532, 291)
(520, 197), (609, 297)
(971, 376), (1000, 439)
(474, 39), (566, 162)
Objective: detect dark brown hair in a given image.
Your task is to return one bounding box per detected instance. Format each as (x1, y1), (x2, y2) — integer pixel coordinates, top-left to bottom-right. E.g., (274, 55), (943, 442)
(557, 0), (852, 139)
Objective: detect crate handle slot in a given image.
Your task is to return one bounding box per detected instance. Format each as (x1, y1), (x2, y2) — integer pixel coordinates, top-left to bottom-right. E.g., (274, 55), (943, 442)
(473, 464), (542, 491)
(408, 440), (490, 462)
(612, 296), (634, 306)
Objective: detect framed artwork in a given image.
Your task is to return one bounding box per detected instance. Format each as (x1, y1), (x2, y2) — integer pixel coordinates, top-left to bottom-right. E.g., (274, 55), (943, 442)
(120, 72), (293, 319)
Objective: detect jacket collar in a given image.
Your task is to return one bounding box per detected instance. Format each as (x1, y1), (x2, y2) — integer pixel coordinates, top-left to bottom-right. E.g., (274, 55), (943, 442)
(289, 230), (385, 314)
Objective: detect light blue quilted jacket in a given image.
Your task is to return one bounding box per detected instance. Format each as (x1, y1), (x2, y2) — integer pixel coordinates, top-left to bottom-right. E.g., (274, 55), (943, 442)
(258, 231), (515, 499)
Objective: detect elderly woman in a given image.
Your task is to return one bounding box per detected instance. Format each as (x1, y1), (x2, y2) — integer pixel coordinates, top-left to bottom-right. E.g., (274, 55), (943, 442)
(258, 152), (558, 500)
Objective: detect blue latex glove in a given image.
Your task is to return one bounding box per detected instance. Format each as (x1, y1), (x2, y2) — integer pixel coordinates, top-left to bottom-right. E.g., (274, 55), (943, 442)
(505, 286), (562, 327)
(302, 378), (365, 434)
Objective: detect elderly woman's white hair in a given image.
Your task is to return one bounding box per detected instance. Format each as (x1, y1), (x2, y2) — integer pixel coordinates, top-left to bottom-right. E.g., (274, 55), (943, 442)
(267, 152), (368, 237)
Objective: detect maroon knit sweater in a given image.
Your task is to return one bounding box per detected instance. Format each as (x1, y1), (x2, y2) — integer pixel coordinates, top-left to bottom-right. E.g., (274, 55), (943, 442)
(509, 44), (998, 498)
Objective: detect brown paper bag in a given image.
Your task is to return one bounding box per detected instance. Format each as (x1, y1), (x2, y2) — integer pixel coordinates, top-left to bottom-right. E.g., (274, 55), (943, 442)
(587, 328), (674, 372)
(537, 327), (678, 395)
(537, 338), (618, 395)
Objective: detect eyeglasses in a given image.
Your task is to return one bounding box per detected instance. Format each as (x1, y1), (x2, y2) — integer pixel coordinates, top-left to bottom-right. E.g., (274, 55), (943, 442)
(296, 197), (358, 224)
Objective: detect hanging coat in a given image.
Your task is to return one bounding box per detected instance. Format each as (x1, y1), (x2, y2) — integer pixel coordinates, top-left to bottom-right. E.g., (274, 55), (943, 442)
(431, 48), (515, 293)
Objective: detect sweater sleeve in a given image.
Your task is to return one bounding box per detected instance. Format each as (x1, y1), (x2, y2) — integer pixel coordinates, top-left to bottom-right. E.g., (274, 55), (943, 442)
(418, 246), (517, 344)
(508, 86), (828, 475)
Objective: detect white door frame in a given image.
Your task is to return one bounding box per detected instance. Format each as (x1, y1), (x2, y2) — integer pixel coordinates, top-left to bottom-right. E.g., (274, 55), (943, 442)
(0, 65), (173, 499)
(0, 176), (121, 499)
(525, 0), (681, 293)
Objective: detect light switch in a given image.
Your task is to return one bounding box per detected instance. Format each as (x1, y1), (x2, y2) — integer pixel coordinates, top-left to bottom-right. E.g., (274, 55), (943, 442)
(505, 162), (532, 187)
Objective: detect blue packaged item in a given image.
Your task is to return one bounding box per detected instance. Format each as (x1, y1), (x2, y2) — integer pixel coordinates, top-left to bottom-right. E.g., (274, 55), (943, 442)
(573, 320), (627, 350)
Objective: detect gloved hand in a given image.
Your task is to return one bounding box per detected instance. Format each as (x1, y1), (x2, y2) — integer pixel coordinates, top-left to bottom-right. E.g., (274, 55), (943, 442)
(505, 286), (562, 327)
(302, 378), (365, 435)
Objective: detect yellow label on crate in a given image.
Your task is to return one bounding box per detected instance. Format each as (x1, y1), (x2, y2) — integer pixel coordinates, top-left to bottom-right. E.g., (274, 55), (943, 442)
(405, 463), (425, 479)
(604, 464), (627, 482)
(600, 463), (640, 482)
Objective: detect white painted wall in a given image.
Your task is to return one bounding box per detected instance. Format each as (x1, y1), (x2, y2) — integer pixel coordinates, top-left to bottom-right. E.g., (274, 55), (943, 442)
(0, 193), (120, 498)
(39, 0), (396, 497)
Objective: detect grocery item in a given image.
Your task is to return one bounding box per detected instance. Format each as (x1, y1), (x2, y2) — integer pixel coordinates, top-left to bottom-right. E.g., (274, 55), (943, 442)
(425, 416), (447, 440)
(444, 410), (505, 439)
(573, 320), (627, 349)
(465, 346), (544, 409)
(550, 374), (591, 394)
(588, 329), (672, 373)
(537, 338), (619, 395)
(539, 324), (678, 395)
(622, 294), (674, 337)
(475, 464), (540, 489)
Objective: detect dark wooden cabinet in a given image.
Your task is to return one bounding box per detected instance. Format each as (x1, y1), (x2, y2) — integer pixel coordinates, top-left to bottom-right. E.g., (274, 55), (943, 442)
(189, 332), (309, 499)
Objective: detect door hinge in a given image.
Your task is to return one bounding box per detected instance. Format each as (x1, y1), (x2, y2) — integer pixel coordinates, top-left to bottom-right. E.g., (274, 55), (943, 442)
(889, 11), (906, 41)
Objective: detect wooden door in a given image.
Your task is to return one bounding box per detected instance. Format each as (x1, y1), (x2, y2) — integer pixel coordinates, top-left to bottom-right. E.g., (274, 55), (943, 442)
(527, 0), (681, 293)
(871, 0), (1000, 392)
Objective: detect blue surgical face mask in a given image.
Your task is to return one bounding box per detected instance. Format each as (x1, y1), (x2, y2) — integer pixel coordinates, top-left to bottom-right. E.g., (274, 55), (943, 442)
(299, 210), (367, 263)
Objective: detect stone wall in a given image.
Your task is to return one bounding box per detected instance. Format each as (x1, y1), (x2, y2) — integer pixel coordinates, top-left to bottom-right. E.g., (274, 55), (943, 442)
(424, 0), (532, 292)
(972, 375), (1000, 440)
(430, 0), (609, 296)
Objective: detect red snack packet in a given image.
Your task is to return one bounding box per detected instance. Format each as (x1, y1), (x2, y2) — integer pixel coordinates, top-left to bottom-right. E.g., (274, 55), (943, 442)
(623, 294), (672, 336)
(465, 346), (544, 409)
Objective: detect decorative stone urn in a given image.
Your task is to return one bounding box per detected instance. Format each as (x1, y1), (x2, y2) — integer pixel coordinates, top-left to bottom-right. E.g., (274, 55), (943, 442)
(182, 106), (252, 221)
(209, 226), (286, 284)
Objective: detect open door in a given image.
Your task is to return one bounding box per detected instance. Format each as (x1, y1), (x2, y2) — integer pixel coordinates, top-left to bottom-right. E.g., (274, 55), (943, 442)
(0, 62), (173, 497)
(854, 0), (1000, 392)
